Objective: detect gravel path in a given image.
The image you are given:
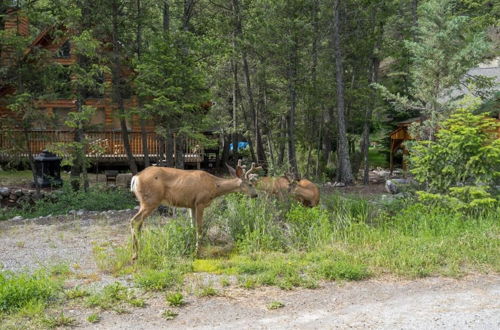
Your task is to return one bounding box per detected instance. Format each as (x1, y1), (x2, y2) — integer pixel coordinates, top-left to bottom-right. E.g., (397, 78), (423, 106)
(0, 214), (499, 329)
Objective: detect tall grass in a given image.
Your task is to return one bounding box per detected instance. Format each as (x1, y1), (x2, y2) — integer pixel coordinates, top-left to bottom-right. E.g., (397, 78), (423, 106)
(99, 192), (500, 288)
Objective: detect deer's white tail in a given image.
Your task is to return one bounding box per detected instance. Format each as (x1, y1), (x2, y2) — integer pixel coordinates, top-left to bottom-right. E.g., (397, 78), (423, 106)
(130, 175), (139, 193)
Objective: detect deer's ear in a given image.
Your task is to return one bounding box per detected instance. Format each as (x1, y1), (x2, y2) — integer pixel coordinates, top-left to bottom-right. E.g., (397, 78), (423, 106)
(235, 166), (244, 178)
(226, 163), (237, 177)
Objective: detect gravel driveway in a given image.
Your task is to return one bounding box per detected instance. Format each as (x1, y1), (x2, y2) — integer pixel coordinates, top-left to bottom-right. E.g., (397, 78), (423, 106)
(0, 213), (499, 329)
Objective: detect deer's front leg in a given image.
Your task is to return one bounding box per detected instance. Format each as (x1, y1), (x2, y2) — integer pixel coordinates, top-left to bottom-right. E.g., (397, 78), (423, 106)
(194, 206), (205, 256)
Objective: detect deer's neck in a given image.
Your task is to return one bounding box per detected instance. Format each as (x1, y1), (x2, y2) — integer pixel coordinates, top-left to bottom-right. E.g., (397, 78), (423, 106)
(213, 177), (241, 198)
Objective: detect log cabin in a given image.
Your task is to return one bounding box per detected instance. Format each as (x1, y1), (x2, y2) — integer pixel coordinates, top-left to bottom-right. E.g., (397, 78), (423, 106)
(0, 6), (216, 169)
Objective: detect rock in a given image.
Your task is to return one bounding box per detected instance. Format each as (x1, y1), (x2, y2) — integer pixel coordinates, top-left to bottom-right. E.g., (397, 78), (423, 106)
(68, 210), (76, 215)
(9, 193), (17, 201)
(0, 187), (10, 197)
(76, 210), (85, 216)
(15, 189), (23, 197)
(12, 216), (23, 221)
(333, 182), (345, 187)
(116, 173), (133, 188)
(385, 180), (398, 194)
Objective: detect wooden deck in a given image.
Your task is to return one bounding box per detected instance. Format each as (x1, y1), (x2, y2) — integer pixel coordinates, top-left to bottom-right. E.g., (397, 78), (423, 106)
(0, 130), (206, 165)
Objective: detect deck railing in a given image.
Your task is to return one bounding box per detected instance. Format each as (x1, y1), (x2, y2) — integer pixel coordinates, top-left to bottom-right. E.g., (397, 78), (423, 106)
(0, 130), (205, 163)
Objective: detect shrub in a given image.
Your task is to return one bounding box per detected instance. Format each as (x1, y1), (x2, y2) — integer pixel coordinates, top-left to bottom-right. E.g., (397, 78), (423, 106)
(410, 97), (500, 193)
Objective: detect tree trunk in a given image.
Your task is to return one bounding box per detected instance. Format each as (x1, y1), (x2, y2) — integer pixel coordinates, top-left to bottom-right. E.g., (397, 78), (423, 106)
(361, 17), (383, 185)
(287, 38), (299, 179)
(231, 57), (239, 162)
(23, 128), (40, 196)
(111, 0), (137, 174)
(165, 128), (174, 167)
(163, 0), (170, 33)
(332, 0), (354, 184)
(231, 0), (266, 165)
(136, 0), (150, 168)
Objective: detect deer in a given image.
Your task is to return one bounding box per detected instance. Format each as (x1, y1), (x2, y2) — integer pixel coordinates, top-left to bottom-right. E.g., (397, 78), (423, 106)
(289, 178), (321, 207)
(255, 174), (320, 207)
(129, 160), (261, 260)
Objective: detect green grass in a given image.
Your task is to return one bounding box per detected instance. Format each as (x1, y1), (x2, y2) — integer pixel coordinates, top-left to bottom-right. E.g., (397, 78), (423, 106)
(0, 271), (62, 313)
(0, 170), (34, 186)
(134, 269), (182, 292)
(96, 193), (500, 290)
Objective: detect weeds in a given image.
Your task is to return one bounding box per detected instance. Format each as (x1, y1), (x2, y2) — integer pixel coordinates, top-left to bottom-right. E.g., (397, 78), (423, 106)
(162, 309), (178, 320)
(267, 301), (284, 310)
(166, 292), (185, 307)
(85, 282), (143, 311)
(87, 312), (100, 323)
(65, 287), (90, 299)
(42, 312), (76, 328)
(196, 286), (218, 297)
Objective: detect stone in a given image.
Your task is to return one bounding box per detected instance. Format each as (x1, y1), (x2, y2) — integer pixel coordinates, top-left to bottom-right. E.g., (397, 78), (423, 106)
(0, 187), (10, 197)
(77, 210), (85, 216)
(116, 173), (133, 188)
(9, 193), (17, 201)
(12, 216), (23, 221)
(68, 210), (76, 215)
(385, 180), (398, 194)
(15, 189), (23, 197)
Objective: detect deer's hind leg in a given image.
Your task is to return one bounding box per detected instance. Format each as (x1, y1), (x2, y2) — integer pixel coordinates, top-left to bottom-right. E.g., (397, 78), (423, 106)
(130, 205), (156, 261)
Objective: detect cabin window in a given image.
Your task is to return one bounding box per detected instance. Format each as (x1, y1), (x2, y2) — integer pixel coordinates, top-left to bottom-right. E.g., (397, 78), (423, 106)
(54, 40), (71, 59)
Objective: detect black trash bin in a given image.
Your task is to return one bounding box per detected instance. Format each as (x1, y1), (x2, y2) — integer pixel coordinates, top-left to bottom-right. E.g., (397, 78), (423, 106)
(34, 150), (63, 188)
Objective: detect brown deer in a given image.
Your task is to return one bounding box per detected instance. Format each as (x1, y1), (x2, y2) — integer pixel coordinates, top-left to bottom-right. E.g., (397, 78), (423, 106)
(255, 174), (320, 207)
(129, 161), (261, 260)
(289, 178), (321, 207)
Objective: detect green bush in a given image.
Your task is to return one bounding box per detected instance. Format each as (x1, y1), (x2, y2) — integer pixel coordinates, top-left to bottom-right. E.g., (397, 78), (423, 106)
(410, 97), (500, 194)
(0, 271), (61, 313)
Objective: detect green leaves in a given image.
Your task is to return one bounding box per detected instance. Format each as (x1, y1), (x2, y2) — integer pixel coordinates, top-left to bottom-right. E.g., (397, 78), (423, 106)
(410, 96), (500, 211)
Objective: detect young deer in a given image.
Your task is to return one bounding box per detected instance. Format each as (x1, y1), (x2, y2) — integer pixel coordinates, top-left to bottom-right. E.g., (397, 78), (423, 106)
(255, 174), (320, 207)
(129, 161), (261, 260)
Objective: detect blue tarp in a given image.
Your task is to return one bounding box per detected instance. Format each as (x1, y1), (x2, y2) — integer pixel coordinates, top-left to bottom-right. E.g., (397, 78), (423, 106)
(229, 142), (249, 151)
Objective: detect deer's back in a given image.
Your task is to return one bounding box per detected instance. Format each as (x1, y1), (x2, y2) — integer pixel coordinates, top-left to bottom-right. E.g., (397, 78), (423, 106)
(134, 166), (216, 208)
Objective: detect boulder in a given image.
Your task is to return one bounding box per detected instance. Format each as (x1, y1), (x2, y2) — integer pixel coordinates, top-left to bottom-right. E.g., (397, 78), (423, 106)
(116, 173), (133, 188)
(0, 187), (10, 197)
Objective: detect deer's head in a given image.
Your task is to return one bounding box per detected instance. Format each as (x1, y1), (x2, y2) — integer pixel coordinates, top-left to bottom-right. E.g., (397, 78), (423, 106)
(226, 160), (262, 198)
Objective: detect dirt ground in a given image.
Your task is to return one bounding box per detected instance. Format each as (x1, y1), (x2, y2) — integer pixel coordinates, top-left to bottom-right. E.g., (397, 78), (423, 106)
(0, 213), (499, 329)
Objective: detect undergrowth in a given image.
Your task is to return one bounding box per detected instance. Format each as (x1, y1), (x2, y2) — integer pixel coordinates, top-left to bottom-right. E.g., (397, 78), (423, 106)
(96, 192), (500, 290)
(0, 184), (136, 220)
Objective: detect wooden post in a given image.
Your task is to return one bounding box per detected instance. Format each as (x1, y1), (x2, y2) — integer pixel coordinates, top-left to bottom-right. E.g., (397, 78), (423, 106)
(389, 138), (394, 174)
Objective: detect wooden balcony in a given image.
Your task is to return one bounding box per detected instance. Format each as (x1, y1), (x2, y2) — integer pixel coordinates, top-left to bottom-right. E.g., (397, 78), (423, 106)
(0, 130), (208, 166)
